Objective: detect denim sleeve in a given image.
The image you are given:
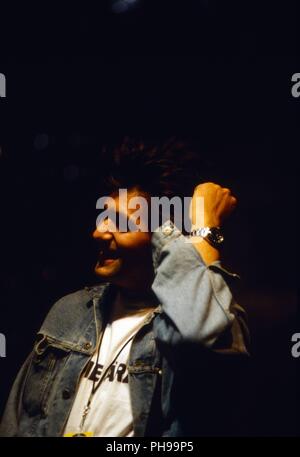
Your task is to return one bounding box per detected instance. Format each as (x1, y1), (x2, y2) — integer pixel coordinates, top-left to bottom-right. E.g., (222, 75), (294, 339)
(0, 352), (33, 437)
(151, 221), (249, 354)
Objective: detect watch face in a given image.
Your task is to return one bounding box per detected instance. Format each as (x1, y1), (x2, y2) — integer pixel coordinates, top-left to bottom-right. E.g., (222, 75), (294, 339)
(208, 228), (224, 245)
(190, 227), (224, 246)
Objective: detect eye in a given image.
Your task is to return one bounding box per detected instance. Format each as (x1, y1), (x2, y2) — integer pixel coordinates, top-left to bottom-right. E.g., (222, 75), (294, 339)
(101, 210), (128, 232)
(116, 212), (129, 232)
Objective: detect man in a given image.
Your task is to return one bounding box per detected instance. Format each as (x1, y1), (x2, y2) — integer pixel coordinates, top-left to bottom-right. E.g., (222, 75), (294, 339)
(0, 139), (249, 437)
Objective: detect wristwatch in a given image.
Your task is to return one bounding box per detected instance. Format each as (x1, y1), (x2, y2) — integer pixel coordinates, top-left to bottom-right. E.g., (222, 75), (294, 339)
(189, 227), (224, 248)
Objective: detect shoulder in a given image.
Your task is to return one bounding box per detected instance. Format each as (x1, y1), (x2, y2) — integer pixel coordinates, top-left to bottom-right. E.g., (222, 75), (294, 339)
(50, 283), (108, 313)
(38, 283), (109, 339)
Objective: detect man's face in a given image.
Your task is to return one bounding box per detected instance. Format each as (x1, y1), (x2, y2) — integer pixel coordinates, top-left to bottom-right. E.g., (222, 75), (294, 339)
(92, 188), (154, 290)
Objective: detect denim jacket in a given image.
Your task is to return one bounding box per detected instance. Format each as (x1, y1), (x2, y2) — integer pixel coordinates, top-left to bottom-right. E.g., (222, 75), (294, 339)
(0, 222), (249, 437)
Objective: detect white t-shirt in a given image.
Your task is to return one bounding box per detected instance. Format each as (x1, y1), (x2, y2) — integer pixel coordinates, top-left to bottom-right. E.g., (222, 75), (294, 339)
(63, 292), (157, 437)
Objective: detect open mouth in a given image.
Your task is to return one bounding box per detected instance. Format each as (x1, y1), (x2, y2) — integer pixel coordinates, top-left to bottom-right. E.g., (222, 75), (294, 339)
(97, 249), (120, 266)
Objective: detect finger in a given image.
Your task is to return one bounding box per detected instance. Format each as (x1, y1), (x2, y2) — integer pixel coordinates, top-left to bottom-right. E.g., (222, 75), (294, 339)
(230, 196), (237, 207)
(222, 187), (231, 194)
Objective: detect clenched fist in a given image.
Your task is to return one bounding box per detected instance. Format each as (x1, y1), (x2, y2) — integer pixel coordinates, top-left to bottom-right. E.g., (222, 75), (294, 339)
(190, 182), (237, 228)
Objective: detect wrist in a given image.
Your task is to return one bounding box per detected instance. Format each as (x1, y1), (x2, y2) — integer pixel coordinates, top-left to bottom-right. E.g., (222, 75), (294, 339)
(192, 238), (221, 265)
(189, 226), (224, 250)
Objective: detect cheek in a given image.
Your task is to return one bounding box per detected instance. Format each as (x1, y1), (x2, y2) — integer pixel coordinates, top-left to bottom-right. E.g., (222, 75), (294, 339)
(115, 232), (152, 253)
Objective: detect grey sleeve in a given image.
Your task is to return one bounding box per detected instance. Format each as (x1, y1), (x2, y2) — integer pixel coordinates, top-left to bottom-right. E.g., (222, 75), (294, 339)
(151, 225), (249, 354)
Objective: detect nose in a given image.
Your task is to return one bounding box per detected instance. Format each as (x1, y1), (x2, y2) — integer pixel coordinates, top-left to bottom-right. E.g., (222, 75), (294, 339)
(92, 227), (113, 241)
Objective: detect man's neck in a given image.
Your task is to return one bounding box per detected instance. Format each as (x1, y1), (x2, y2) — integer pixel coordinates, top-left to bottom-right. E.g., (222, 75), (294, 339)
(118, 285), (154, 302)
(109, 286), (158, 321)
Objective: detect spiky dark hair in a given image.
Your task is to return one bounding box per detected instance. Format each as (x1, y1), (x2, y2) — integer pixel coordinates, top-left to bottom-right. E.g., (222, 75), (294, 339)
(104, 137), (205, 199)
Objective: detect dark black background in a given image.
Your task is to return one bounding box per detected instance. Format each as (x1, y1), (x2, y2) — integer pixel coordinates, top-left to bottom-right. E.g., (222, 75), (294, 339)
(0, 0), (299, 435)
